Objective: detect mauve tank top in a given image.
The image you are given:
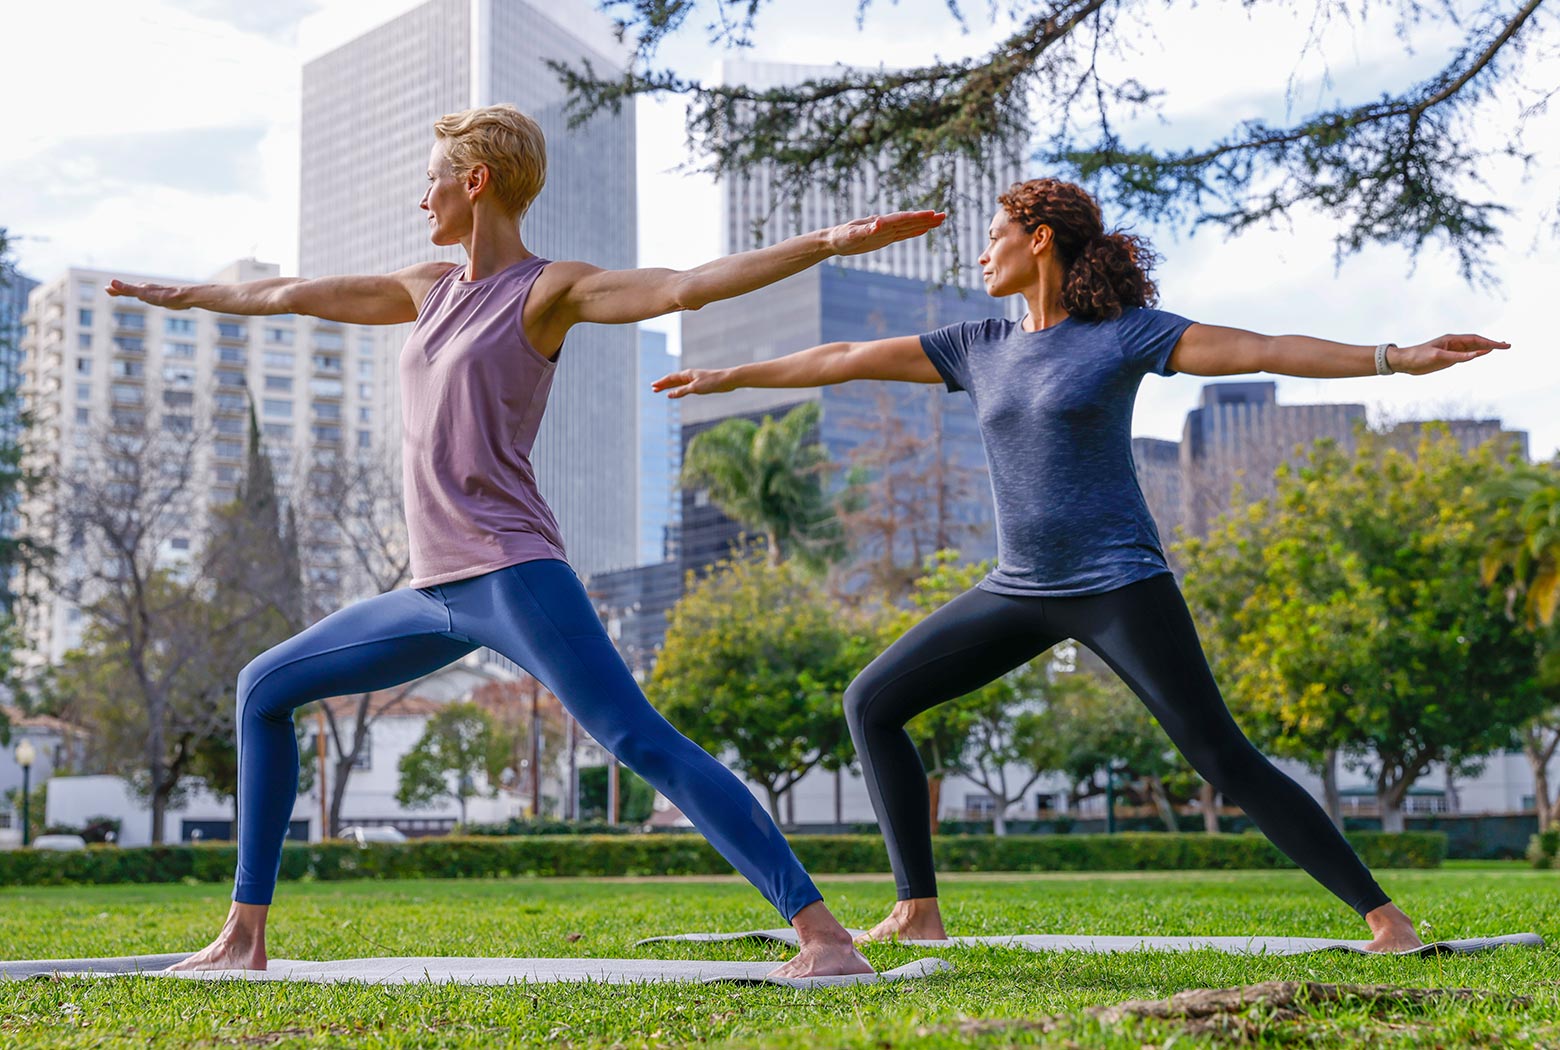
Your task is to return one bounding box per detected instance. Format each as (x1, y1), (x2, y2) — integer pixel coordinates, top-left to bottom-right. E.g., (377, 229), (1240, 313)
(399, 256), (567, 588)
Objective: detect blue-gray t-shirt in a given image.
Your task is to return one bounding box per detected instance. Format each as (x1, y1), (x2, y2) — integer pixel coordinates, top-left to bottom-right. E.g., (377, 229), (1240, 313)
(920, 307), (1195, 597)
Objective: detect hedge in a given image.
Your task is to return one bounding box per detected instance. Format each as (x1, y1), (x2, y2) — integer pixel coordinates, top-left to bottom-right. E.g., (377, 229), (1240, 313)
(1528, 829), (1560, 869)
(0, 831), (1444, 888)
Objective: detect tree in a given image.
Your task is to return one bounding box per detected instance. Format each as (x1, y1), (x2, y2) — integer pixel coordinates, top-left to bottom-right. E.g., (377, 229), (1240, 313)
(395, 702), (510, 826)
(555, 0), (1551, 282)
(469, 677), (569, 818)
(1181, 428), (1546, 831)
(837, 387), (988, 603)
(580, 764), (655, 823)
(681, 402), (842, 569)
(1481, 461), (1560, 827)
(648, 551), (871, 821)
(291, 450), (417, 836)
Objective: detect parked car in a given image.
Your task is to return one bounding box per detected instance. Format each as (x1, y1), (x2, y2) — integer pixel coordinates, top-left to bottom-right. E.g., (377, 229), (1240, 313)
(31, 834), (87, 851)
(338, 825), (407, 846)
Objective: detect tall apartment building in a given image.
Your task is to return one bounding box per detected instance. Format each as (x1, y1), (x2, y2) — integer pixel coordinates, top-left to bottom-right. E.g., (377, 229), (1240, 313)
(17, 260), (384, 664)
(1, 270), (38, 602)
(720, 60), (1027, 299)
(299, 0), (639, 576)
(636, 329), (680, 566)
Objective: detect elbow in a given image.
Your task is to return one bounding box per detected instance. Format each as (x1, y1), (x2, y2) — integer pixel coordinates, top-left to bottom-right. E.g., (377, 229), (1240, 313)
(671, 271), (708, 313)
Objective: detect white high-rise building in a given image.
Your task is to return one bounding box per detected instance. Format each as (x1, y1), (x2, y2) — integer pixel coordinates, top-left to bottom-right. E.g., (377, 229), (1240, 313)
(299, 0), (639, 575)
(720, 60), (1028, 296)
(17, 260), (386, 665)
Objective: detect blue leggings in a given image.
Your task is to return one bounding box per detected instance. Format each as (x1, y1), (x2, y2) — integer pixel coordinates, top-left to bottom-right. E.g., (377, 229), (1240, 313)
(234, 558), (822, 919)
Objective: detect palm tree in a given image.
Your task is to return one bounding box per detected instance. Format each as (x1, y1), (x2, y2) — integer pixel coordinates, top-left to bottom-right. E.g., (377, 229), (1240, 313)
(681, 402), (840, 569)
(1482, 463), (1560, 628)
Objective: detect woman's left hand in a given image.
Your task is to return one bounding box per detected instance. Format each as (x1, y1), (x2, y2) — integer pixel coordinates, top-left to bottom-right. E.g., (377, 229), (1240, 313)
(1392, 334), (1509, 375)
(826, 211), (946, 256)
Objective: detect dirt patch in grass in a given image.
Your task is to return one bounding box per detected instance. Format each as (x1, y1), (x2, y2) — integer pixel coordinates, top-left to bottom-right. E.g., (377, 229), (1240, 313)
(947, 981), (1533, 1041)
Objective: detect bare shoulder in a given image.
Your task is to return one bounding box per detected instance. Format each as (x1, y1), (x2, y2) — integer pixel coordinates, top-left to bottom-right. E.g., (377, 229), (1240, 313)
(394, 261), (461, 301)
(529, 259), (601, 303)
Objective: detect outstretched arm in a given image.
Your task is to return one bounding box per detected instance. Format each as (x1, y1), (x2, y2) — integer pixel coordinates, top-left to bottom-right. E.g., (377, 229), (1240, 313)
(550, 211), (946, 327)
(105, 262), (458, 325)
(652, 335), (941, 398)
(1168, 324), (1509, 378)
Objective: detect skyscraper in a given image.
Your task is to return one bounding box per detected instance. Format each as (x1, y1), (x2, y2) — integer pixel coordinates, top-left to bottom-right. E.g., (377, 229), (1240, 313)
(299, 0), (639, 574)
(635, 329), (680, 566)
(720, 59), (1027, 303)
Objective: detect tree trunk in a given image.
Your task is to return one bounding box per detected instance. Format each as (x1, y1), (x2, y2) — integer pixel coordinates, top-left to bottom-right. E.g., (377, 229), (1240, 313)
(1525, 726), (1555, 832)
(1198, 781), (1220, 833)
(1146, 775), (1178, 832)
(784, 785), (795, 828)
(992, 806), (1007, 837)
(766, 529), (782, 568)
(1322, 748), (1343, 830)
(1378, 774), (1408, 833)
(927, 775), (942, 835)
(834, 768), (843, 826)
(150, 788), (167, 845)
(765, 786), (782, 825)
(459, 793), (468, 827)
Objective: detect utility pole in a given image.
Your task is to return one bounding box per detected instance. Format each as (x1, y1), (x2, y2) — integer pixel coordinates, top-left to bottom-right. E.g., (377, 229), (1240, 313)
(316, 706), (329, 839)
(529, 678), (541, 819)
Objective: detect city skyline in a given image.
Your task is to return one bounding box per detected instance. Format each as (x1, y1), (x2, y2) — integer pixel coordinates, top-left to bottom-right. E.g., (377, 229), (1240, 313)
(3, 0), (1556, 462)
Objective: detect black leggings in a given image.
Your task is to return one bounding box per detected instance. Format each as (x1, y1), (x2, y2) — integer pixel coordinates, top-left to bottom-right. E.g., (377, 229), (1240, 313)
(844, 573), (1390, 917)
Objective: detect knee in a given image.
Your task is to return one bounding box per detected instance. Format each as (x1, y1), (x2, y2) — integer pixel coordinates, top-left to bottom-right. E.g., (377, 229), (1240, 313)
(843, 669), (893, 734)
(236, 650), (291, 726)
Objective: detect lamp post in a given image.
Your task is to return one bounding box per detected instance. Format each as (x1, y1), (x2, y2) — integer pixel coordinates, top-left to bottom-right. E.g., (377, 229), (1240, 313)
(14, 739), (36, 848)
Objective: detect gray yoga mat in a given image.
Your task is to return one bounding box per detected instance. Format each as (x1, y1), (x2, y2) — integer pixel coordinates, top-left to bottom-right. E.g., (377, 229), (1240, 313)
(0, 953), (948, 989)
(634, 929), (1547, 957)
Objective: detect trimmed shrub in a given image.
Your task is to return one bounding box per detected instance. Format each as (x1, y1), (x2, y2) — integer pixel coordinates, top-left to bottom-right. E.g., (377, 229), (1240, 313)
(0, 830), (1444, 888)
(1528, 829), (1560, 870)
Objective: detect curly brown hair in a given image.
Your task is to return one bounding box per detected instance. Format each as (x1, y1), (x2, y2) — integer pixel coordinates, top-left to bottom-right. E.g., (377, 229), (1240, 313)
(995, 178), (1159, 323)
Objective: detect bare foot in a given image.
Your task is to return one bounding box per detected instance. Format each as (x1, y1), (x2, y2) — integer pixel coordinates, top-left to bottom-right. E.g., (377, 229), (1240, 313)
(1361, 902), (1423, 953)
(767, 901), (875, 979)
(166, 902), (269, 972)
(854, 897), (947, 944)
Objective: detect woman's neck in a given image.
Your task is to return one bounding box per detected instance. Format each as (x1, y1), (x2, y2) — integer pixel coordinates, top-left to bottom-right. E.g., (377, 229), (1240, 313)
(460, 211), (530, 280)
(1019, 273), (1068, 332)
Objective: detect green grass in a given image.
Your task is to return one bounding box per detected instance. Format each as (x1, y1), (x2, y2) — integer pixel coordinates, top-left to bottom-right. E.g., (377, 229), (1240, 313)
(1, 866), (1557, 1048)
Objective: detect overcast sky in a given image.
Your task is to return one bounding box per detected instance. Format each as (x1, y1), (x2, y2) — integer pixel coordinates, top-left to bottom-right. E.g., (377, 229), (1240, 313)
(5, 0), (1556, 456)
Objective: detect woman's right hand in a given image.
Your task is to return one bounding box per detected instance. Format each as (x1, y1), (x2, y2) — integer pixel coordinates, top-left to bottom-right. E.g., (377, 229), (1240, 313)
(106, 279), (192, 309)
(651, 367), (737, 399)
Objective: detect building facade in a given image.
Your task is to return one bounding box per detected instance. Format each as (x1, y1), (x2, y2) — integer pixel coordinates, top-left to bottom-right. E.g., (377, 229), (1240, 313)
(636, 329), (680, 565)
(16, 260), (385, 664)
(299, 0), (639, 575)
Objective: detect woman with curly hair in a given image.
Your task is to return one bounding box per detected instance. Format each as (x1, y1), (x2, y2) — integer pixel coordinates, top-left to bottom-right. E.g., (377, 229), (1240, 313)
(655, 177), (1507, 952)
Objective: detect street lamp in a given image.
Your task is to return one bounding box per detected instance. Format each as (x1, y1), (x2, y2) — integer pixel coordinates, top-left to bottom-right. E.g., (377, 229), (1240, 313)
(14, 740), (36, 848)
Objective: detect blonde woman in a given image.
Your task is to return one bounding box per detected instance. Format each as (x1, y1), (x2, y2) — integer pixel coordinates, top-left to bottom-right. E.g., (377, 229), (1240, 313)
(110, 103), (944, 977)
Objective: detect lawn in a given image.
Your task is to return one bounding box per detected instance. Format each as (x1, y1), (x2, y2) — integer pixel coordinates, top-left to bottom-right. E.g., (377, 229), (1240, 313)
(1, 863), (1556, 1048)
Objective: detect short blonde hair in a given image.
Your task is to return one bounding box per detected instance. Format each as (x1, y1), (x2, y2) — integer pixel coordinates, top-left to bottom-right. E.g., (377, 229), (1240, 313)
(432, 103), (546, 220)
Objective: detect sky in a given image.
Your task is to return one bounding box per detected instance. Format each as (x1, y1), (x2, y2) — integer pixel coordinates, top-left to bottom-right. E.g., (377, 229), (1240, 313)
(4, 0), (1557, 457)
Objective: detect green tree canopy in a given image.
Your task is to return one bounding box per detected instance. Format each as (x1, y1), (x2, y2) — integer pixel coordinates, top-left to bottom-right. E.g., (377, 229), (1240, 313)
(396, 702), (511, 827)
(1180, 427), (1546, 830)
(648, 551), (873, 820)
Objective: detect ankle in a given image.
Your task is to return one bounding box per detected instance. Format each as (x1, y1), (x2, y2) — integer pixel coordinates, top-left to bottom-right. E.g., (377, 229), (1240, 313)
(1365, 903), (1412, 932)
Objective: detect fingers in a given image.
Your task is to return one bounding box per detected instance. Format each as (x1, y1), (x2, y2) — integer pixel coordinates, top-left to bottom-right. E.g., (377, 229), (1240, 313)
(649, 371), (685, 392)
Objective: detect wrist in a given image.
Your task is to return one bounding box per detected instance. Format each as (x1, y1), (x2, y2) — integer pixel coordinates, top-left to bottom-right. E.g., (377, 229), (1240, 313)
(717, 365), (743, 390)
(814, 227), (840, 260)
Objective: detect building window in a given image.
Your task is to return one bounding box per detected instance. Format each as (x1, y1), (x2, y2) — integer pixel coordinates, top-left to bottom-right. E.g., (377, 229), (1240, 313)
(111, 383), (143, 404)
(214, 417), (244, 435)
(164, 317), (195, 335)
(170, 536), (190, 551)
(265, 327), (294, 345)
(357, 429), (372, 449)
(357, 407), (372, 423)
(265, 375), (293, 392)
(75, 407), (90, 425)
(162, 364), (195, 386)
(166, 341), (196, 359)
(214, 465), (239, 483)
(264, 351), (294, 370)
(162, 415), (193, 434)
(77, 333), (92, 350)
(76, 281), (96, 302)
(216, 322), (246, 340)
(218, 347), (246, 365)
(214, 439), (243, 459)
(78, 308), (93, 326)
(357, 359), (374, 378)
(310, 378), (344, 398)
(312, 425), (341, 443)
(216, 370), (245, 388)
(312, 354), (342, 373)
(313, 330), (345, 351)
(162, 390), (194, 409)
(358, 382), (372, 400)
(264, 399), (292, 418)
(76, 358), (92, 375)
(312, 401), (340, 420)
(111, 311), (145, 331)
(214, 392), (246, 412)
(262, 423), (292, 441)
(112, 359), (144, 378)
(113, 336), (145, 354)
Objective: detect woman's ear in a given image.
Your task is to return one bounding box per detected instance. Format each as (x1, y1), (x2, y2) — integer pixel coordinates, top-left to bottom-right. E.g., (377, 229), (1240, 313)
(1030, 224), (1053, 256)
(465, 163), (490, 201)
